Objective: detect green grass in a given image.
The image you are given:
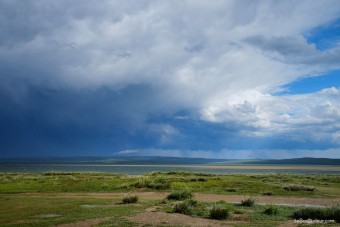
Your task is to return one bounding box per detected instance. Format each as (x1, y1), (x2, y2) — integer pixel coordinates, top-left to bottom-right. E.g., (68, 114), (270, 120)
(1, 172), (339, 198)
(0, 195), (145, 226)
(0, 171), (339, 226)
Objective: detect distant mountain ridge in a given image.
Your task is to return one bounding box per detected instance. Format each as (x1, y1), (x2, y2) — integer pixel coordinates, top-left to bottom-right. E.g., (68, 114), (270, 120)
(242, 157), (340, 165)
(0, 156), (339, 165)
(0, 156), (227, 165)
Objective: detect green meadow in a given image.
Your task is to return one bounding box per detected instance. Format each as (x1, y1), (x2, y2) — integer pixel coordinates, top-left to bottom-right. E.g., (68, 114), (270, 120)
(0, 172), (339, 226)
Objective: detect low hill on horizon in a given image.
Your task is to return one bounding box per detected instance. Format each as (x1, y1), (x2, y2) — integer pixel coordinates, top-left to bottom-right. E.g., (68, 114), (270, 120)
(0, 156), (339, 165)
(242, 157), (340, 165)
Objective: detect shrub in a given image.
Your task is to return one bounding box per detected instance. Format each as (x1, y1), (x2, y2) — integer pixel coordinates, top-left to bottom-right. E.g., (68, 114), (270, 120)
(132, 179), (148, 188)
(262, 191), (273, 196)
(283, 184), (315, 192)
(173, 200), (194, 215)
(226, 188), (237, 192)
(331, 207), (340, 223)
(293, 206), (340, 223)
(234, 209), (244, 214)
(185, 198), (198, 206)
(167, 190), (193, 200)
(241, 198), (255, 207)
(122, 195), (138, 204)
(197, 177), (207, 182)
(147, 177), (171, 190)
(209, 205), (230, 220)
(264, 206), (279, 215)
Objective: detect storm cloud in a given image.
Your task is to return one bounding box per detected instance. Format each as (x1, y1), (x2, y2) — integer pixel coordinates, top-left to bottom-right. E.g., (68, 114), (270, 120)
(1, 0), (340, 157)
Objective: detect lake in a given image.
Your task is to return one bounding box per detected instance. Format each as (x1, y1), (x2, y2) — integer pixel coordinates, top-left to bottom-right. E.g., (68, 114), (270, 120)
(1, 164), (339, 175)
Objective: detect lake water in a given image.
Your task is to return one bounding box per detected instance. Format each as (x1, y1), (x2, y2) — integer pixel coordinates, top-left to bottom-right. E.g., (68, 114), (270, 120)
(0, 164), (339, 175)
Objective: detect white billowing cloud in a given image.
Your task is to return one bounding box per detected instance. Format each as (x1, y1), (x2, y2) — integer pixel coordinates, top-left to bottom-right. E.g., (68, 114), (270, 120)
(2, 1), (340, 89)
(201, 87), (340, 144)
(1, 0), (340, 149)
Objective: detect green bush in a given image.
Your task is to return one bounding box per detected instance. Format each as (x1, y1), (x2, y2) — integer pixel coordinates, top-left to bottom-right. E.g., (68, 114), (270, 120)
(132, 179), (148, 188)
(167, 190), (193, 200)
(209, 205), (230, 220)
(241, 198), (255, 207)
(283, 184), (315, 192)
(226, 188), (237, 192)
(173, 200), (193, 215)
(185, 198), (198, 206)
(264, 206), (279, 215)
(132, 177), (170, 189)
(122, 195), (138, 204)
(293, 206), (340, 223)
(147, 177), (170, 190)
(197, 177), (207, 182)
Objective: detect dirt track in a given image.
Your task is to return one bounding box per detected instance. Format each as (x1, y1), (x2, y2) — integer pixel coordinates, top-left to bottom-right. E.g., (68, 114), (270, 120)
(5, 192), (340, 207)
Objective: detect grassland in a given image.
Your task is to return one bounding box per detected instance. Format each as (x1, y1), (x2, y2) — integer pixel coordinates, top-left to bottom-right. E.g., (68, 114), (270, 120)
(0, 171), (339, 226)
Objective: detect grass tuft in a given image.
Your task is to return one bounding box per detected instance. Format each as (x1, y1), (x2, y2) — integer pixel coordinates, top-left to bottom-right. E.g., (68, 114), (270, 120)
(122, 195), (138, 204)
(263, 205), (279, 215)
(226, 188), (237, 192)
(209, 205), (230, 220)
(241, 198), (255, 207)
(173, 200), (194, 215)
(283, 184), (315, 192)
(167, 190), (193, 200)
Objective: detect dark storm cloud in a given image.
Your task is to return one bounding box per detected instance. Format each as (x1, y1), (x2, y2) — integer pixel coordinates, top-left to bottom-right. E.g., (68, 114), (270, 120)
(1, 0), (340, 157)
(0, 84), (176, 156)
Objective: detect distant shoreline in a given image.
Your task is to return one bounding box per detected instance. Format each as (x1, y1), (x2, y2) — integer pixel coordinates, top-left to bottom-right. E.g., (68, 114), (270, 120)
(2, 163), (340, 171)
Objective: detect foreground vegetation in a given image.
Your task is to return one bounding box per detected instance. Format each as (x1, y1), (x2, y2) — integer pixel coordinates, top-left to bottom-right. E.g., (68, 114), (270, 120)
(1, 171), (339, 198)
(0, 171), (339, 226)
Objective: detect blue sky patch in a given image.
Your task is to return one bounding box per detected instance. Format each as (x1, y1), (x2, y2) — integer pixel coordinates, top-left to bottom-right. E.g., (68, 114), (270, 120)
(277, 69), (340, 95)
(305, 17), (340, 50)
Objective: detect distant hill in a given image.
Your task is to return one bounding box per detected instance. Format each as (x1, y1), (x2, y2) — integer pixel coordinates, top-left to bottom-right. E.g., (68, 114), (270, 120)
(0, 156), (339, 165)
(0, 156), (229, 165)
(242, 157), (340, 165)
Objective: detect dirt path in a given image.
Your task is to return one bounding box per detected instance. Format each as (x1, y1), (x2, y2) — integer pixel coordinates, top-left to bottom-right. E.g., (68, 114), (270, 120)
(57, 217), (111, 227)
(129, 212), (231, 227)
(3, 192), (340, 206)
(194, 194), (340, 207)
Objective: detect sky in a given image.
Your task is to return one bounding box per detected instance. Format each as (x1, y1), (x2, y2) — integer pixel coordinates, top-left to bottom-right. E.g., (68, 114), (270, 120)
(1, 0), (340, 159)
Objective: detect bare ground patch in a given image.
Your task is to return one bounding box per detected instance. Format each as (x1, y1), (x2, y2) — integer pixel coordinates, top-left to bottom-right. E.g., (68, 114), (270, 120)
(277, 220), (299, 227)
(57, 217), (111, 227)
(129, 212), (231, 227)
(5, 192), (340, 206)
(194, 193), (340, 207)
